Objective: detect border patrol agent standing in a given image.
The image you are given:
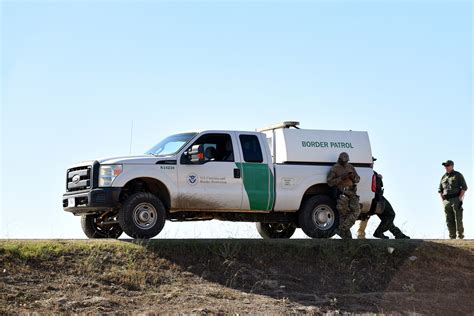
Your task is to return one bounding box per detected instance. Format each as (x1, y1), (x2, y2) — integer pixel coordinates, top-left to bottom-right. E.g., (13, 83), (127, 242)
(439, 160), (468, 239)
(327, 152), (361, 239)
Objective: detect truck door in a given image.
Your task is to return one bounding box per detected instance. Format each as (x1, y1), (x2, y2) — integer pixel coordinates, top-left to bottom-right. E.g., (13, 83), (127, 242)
(236, 133), (275, 211)
(177, 132), (243, 210)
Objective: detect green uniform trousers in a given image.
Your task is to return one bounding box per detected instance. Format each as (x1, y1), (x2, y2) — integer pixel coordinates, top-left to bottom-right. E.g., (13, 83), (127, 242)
(443, 197), (464, 239)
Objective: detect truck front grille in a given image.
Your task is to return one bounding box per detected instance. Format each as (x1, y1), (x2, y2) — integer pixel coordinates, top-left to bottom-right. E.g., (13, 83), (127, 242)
(67, 166), (92, 192)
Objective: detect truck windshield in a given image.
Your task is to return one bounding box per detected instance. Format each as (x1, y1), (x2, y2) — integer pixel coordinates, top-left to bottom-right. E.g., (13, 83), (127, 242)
(146, 132), (197, 157)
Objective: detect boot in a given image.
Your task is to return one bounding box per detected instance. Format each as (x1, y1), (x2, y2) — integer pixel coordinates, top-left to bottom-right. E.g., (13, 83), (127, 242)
(390, 227), (410, 239)
(394, 232), (410, 239)
(373, 230), (389, 239)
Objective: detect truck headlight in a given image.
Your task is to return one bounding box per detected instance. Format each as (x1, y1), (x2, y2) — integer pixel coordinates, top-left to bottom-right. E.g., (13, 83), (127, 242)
(99, 165), (123, 187)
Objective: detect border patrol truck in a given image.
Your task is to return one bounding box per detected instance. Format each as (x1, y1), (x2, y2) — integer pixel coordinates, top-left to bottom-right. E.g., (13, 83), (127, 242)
(63, 122), (375, 239)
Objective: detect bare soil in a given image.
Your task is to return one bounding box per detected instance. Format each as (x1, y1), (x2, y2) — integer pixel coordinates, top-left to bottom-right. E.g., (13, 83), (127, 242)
(1, 239), (473, 315)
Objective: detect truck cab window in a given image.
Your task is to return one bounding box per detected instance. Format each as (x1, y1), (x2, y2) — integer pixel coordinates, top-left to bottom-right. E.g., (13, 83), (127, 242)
(239, 135), (263, 163)
(184, 133), (234, 164)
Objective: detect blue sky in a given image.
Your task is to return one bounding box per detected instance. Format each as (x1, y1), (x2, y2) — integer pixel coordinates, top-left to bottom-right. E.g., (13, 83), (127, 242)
(1, 1), (472, 239)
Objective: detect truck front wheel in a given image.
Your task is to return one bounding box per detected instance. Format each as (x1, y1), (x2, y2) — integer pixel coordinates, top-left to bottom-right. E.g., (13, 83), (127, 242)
(81, 214), (123, 239)
(256, 222), (296, 239)
(299, 195), (339, 238)
(118, 192), (166, 239)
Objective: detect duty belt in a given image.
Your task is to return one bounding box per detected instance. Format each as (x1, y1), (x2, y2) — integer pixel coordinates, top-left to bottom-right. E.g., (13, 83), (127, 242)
(443, 193), (459, 200)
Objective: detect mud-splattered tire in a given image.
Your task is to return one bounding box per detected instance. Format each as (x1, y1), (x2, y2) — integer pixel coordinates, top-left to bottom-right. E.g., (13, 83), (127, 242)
(256, 223), (296, 239)
(81, 214), (123, 239)
(299, 195), (339, 238)
(119, 192), (166, 239)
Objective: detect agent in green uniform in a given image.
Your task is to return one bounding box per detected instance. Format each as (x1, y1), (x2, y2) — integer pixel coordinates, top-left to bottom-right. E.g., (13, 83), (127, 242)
(438, 160), (468, 239)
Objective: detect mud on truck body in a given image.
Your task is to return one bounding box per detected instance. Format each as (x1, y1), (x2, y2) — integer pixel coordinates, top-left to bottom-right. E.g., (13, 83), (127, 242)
(62, 121), (376, 239)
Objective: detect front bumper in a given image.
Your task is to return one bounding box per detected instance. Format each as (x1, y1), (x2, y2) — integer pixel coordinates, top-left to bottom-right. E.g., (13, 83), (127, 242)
(62, 187), (121, 215)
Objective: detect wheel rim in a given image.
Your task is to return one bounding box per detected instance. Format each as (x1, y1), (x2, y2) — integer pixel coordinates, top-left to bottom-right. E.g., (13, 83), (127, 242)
(267, 223), (288, 233)
(132, 202), (158, 230)
(311, 204), (335, 231)
(91, 215), (122, 238)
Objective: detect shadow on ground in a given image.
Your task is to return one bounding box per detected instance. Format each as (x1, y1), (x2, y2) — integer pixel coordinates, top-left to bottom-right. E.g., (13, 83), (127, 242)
(137, 239), (474, 314)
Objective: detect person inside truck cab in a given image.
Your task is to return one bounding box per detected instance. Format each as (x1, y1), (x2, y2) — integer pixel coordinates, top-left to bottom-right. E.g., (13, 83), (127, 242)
(204, 146), (217, 161)
(188, 133), (235, 163)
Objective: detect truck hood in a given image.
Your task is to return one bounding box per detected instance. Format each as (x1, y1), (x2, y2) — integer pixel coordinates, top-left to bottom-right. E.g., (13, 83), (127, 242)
(98, 155), (175, 165)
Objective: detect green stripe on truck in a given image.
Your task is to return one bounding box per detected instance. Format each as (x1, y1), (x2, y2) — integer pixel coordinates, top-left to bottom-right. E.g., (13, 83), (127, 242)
(236, 162), (274, 211)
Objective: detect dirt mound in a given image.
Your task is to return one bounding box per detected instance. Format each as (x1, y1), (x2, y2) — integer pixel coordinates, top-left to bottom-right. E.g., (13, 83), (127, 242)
(1, 239), (473, 315)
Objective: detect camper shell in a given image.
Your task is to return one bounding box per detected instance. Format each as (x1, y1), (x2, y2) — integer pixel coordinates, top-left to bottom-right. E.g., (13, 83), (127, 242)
(261, 127), (372, 165)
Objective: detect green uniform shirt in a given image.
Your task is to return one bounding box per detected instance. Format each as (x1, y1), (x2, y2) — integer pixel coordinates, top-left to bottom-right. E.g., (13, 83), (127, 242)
(438, 170), (468, 197)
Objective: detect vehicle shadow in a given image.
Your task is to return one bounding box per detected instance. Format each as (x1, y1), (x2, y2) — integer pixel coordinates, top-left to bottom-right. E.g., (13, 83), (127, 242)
(127, 239), (474, 315)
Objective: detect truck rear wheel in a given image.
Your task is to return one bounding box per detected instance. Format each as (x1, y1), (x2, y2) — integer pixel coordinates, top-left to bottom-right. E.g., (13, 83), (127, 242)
(299, 195), (339, 238)
(81, 214), (123, 239)
(256, 222), (296, 239)
(119, 192), (166, 239)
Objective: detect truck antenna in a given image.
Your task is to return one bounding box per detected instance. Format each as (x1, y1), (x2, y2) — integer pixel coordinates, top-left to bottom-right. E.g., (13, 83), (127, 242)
(129, 120), (134, 154)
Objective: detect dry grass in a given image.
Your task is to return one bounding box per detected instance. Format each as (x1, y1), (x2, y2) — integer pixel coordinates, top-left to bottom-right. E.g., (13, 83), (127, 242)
(1, 239), (473, 315)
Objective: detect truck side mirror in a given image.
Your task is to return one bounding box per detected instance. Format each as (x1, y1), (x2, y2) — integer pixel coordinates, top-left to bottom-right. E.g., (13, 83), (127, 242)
(182, 144), (205, 164)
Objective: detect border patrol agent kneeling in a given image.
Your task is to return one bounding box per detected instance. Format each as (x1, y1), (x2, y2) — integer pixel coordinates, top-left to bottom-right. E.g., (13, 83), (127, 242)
(357, 157), (410, 239)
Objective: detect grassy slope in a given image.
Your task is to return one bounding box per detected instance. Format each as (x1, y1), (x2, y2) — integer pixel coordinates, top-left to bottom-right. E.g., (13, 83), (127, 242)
(1, 239), (473, 315)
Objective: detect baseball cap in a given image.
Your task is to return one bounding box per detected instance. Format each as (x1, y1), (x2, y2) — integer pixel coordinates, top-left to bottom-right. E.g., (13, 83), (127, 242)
(442, 160), (454, 166)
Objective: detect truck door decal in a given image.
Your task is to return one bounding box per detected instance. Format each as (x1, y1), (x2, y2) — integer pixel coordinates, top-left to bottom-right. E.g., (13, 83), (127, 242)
(236, 163), (274, 211)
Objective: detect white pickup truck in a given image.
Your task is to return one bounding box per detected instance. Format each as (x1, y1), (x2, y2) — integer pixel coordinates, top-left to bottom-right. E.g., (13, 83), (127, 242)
(63, 121), (376, 239)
